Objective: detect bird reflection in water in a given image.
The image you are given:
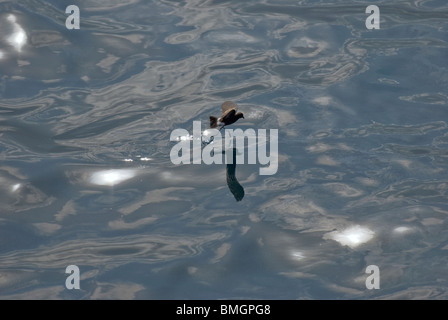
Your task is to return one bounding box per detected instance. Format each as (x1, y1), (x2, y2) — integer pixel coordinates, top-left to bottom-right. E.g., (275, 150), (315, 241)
(225, 147), (244, 202)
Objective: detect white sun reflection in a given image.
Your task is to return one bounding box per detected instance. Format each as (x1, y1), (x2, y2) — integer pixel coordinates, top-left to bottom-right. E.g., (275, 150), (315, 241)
(324, 225), (375, 249)
(89, 169), (137, 186)
(6, 14), (27, 52)
(393, 226), (413, 234)
(290, 250), (306, 261)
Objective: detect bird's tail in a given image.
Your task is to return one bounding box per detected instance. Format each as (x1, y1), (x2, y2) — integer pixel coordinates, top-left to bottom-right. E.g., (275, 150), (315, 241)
(209, 116), (218, 128)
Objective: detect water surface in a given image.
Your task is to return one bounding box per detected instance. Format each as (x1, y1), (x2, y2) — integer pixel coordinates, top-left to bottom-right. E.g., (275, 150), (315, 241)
(1, 0), (448, 299)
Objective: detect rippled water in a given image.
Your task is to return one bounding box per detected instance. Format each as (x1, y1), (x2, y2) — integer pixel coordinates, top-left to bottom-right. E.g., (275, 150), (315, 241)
(1, 0), (448, 299)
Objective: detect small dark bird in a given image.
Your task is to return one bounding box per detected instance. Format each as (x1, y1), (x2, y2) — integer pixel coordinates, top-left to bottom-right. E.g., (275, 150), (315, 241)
(210, 101), (244, 130)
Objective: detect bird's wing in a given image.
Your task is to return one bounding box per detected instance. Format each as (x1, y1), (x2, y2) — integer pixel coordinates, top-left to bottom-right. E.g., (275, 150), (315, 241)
(221, 101), (238, 113)
(220, 109), (236, 122)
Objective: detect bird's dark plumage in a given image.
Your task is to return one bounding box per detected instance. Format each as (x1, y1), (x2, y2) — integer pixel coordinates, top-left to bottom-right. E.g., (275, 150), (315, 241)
(210, 101), (244, 129)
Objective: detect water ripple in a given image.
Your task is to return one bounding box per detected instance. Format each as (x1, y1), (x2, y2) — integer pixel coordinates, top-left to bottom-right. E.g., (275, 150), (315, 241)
(0, 232), (226, 269)
(1, 0), (448, 299)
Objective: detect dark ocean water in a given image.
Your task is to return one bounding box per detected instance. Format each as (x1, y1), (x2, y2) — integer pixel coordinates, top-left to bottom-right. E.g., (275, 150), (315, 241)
(0, 0), (448, 299)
